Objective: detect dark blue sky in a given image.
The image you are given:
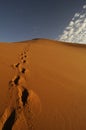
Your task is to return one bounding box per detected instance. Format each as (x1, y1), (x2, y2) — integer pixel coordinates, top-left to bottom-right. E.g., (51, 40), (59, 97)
(0, 0), (84, 42)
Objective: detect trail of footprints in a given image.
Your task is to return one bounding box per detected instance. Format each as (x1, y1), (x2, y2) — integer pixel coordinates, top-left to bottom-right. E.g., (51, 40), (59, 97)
(0, 48), (41, 130)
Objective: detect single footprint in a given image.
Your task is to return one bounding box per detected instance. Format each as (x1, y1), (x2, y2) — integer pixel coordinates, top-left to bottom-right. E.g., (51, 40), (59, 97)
(14, 76), (20, 85)
(9, 76), (20, 86)
(20, 68), (30, 81)
(21, 57), (23, 60)
(23, 60), (26, 63)
(11, 63), (20, 69)
(24, 51), (26, 54)
(0, 107), (15, 130)
(21, 53), (23, 56)
(24, 55), (27, 58)
(2, 110), (16, 130)
(15, 63), (20, 68)
(21, 68), (26, 74)
(22, 88), (29, 106)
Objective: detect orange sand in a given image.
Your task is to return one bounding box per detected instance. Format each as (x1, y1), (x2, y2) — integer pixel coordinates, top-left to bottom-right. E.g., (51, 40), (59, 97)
(0, 39), (86, 130)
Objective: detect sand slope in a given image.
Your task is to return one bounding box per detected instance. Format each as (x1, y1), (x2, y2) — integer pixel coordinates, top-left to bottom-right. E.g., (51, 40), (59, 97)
(0, 39), (86, 129)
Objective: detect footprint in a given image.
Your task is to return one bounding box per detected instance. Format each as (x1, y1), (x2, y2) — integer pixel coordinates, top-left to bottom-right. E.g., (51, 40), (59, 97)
(11, 63), (20, 69)
(23, 60), (26, 63)
(24, 55), (27, 58)
(0, 107), (14, 130)
(21, 53), (23, 56)
(14, 76), (20, 85)
(21, 56), (27, 61)
(0, 46), (42, 129)
(21, 68), (26, 74)
(2, 110), (16, 130)
(11, 75), (27, 87)
(21, 57), (23, 60)
(9, 76), (20, 86)
(17, 76), (27, 87)
(24, 51), (26, 54)
(15, 63), (20, 68)
(22, 88), (29, 106)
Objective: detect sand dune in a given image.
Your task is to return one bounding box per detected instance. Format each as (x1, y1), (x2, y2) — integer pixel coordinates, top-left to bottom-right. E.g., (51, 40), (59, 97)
(0, 39), (86, 129)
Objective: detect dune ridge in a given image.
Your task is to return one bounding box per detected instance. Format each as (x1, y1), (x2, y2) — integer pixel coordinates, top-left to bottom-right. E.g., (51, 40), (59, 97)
(0, 39), (86, 129)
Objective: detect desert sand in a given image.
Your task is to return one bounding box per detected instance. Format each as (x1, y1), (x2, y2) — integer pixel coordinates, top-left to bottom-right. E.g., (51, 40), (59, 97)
(0, 39), (86, 130)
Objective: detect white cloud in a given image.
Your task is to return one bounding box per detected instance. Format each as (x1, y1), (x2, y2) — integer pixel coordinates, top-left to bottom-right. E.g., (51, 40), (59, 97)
(69, 21), (74, 26)
(84, 19), (86, 22)
(68, 28), (74, 35)
(74, 13), (80, 17)
(66, 27), (71, 30)
(75, 19), (82, 24)
(58, 4), (86, 44)
(83, 5), (86, 9)
(80, 14), (85, 18)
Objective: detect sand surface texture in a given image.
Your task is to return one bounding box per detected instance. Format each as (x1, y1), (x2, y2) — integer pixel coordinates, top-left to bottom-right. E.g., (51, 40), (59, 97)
(0, 39), (86, 130)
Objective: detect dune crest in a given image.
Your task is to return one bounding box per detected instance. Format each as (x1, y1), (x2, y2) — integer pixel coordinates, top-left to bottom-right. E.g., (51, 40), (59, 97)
(1, 39), (86, 129)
